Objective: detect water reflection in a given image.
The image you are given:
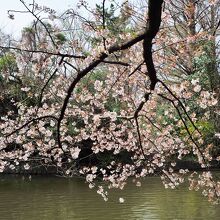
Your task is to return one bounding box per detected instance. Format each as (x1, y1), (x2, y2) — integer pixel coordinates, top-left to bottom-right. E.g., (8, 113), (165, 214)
(0, 175), (219, 220)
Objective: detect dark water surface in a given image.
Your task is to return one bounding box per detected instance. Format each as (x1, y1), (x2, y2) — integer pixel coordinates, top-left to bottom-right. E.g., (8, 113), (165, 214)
(0, 175), (219, 220)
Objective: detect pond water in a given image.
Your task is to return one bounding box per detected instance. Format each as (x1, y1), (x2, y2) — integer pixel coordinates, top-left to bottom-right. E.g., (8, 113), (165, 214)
(0, 175), (219, 220)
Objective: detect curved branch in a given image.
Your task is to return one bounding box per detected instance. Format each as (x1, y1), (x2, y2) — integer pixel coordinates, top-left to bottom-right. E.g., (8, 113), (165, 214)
(143, 0), (163, 90)
(5, 115), (58, 138)
(0, 46), (86, 59)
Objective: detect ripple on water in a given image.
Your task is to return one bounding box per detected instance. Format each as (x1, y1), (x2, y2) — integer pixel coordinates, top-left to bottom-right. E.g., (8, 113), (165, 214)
(0, 175), (219, 220)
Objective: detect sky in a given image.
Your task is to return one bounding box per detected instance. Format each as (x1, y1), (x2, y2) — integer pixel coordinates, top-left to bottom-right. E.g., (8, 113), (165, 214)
(0, 0), (105, 37)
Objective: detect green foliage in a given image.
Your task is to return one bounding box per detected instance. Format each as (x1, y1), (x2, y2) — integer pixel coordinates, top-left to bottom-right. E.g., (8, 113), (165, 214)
(90, 3), (133, 46)
(179, 120), (214, 137)
(55, 33), (67, 44)
(193, 40), (219, 90)
(96, 3), (121, 33)
(104, 96), (122, 114)
(0, 53), (18, 74)
(22, 27), (35, 34)
(76, 69), (107, 94)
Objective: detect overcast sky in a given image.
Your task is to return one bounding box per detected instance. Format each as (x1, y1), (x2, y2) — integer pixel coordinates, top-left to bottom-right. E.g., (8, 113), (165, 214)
(0, 0), (107, 37)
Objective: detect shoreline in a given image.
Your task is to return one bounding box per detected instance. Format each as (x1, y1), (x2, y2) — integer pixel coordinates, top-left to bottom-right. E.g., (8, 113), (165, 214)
(1, 160), (220, 176)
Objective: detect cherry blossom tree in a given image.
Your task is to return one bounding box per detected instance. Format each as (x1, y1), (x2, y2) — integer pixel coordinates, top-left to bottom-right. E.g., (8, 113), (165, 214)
(0, 0), (220, 203)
